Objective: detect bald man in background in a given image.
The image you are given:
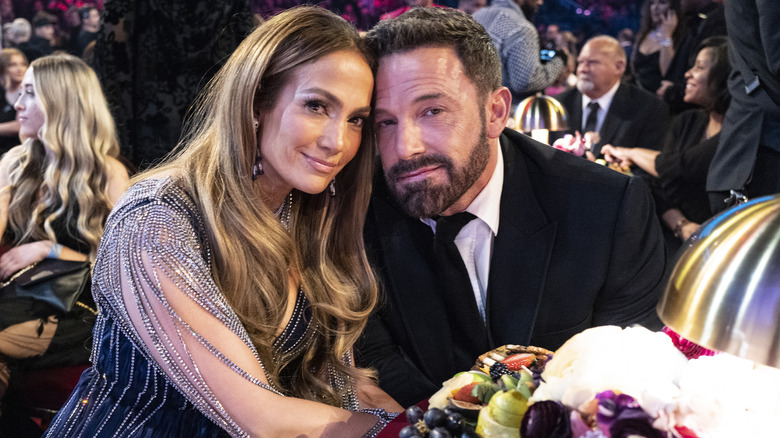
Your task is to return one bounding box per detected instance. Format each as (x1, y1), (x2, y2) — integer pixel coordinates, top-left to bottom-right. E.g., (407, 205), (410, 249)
(555, 36), (670, 159)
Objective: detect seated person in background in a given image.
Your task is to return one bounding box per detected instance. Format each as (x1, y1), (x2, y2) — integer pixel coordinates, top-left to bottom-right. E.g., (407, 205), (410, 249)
(0, 48), (28, 156)
(0, 53), (129, 413)
(602, 37), (730, 254)
(657, 0), (725, 115)
(355, 7), (668, 408)
(473, 0), (567, 106)
(44, 8), (401, 437)
(556, 35), (670, 162)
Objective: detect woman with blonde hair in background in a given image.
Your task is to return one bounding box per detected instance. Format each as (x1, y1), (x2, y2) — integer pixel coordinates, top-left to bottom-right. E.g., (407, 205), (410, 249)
(0, 48), (28, 156)
(44, 6), (401, 438)
(0, 53), (129, 424)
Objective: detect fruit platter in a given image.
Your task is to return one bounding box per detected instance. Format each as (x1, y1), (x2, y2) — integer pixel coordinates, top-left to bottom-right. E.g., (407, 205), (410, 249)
(394, 325), (780, 438)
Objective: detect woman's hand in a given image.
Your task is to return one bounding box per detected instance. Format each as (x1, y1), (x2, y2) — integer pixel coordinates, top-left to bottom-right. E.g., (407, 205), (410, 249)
(660, 9), (678, 39)
(356, 376), (403, 413)
(0, 240), (50, 280)
(600, 144), (634, 168)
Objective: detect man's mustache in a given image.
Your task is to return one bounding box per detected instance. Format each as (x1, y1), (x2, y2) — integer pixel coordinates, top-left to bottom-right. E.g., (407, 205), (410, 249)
(386, 154), (453, 181)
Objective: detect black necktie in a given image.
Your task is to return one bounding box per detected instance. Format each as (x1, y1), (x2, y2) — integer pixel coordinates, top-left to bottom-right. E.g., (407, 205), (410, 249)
(584, 101), (600, 133)
(432, 212), (489, 367)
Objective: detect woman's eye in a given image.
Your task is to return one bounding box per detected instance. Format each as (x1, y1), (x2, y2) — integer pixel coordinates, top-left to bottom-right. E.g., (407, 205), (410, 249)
(349, 116), (366, 127)
(306, 100), (326, 113)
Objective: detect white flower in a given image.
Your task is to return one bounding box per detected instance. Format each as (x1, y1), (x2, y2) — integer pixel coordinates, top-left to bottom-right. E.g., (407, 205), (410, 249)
(531, 326), (686, 419)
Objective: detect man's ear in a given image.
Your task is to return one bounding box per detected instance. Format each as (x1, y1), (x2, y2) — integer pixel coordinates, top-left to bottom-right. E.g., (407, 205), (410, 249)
(486, 86), (512, 138)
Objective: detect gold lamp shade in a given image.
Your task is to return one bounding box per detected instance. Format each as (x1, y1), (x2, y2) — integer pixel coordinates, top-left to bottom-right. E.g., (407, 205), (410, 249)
(658, 195), (780, 368)
(512, 94), (570, 133)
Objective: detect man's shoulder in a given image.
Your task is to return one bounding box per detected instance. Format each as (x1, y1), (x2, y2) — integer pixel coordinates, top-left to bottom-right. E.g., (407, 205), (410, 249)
(473, 2), (527, 28)
(616, 83), (663, 105)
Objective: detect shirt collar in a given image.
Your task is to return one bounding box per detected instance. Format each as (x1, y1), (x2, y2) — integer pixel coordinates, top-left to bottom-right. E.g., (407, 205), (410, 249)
(421, 142), (504, 236)
(582, 80), (620, 115)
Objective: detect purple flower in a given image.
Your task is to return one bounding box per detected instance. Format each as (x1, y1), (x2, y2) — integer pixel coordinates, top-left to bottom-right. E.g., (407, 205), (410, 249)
(594, 391), (662, 438)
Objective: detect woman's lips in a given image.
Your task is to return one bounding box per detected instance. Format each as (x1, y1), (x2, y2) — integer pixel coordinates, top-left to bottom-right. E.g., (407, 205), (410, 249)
(305, 154), (338, 173)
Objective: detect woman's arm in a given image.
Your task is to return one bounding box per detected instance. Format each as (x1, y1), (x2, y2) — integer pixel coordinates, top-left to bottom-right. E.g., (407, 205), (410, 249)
(658, 9), (678, 77)
(0, 120), (20, 137)
(601, 145), (661, 178)
(105, 156), (130, 207)
(0, 240), (89, 279)
(108, 196), (390, 437)
(661, 208), (699, 241)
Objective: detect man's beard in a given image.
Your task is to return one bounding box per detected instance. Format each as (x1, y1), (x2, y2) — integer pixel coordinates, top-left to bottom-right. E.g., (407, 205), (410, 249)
(384, 120), (491, 218)
(576, 76), (594, 95)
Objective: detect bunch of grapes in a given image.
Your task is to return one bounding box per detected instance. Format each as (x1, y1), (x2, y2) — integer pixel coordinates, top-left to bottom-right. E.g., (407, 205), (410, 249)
(398, 405), (480, 438)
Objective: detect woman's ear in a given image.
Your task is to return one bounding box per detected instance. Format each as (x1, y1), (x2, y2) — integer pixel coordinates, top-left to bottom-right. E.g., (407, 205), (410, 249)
(486, 87), (512, 139)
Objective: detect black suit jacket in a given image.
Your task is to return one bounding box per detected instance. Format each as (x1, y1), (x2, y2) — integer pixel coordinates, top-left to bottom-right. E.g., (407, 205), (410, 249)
(706, 0), (780, 207)
(356, 128), (667, 407)
(555, 83), (670, 157)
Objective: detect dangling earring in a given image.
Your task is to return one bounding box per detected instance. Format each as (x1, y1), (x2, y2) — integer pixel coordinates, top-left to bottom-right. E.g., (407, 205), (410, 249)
(252, 148), (264, 180)
(329, 178), (336, 197)
(252, 118), (263, 180)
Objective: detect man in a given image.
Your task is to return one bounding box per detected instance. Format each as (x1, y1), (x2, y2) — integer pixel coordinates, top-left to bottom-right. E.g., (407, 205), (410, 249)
(556, 35), (670, 159)
(473, 0), (566, 105)
(73, 6), (100, 57)
(658, 0), (726, 114)
(355, 8), (667, 407)
(707, 0), (780, 213)
(16, 15), (54, 62)
(12, 18), (51, 62)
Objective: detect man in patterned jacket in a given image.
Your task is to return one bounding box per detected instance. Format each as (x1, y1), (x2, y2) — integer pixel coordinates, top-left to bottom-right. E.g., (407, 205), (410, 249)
(473, 0), (566, 105)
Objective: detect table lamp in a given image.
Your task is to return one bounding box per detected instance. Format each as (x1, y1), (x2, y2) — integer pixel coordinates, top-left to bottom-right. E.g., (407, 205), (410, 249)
(658, 194), (780, 368)
(512, 93), (570, 144)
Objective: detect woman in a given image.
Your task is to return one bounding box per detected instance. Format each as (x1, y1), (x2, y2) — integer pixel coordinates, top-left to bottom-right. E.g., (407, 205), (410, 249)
(602, 37), (730, 248)
(0, 54), (128, 407)
(44, 7), (401, 438)
(631, 0), (683, 94)
(0, 48), (27, 156)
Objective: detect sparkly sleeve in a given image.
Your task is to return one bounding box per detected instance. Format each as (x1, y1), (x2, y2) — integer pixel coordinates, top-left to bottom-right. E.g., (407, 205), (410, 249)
(94, 182), (283, 436)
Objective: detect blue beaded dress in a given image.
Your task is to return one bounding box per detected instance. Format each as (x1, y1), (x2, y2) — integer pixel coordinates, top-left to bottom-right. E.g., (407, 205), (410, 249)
(44, 178), (393, 437)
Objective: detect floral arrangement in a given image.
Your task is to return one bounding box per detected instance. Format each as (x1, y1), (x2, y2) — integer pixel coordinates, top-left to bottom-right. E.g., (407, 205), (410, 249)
(528, 326), (780, 437)
(411, 326), (780, 438)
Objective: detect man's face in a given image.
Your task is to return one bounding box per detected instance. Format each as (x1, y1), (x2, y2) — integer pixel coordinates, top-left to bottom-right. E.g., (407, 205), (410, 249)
(35, 24), (54, 42)
(576, 41), (623, 99)
(374, 46), (492, 218)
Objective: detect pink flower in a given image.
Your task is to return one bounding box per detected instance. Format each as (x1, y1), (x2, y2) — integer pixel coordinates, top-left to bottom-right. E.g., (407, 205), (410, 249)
(552, 132), (587, 157)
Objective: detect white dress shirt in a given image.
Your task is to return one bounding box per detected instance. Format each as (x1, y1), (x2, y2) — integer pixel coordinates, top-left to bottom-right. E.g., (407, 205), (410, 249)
(423, 143), (504, 324)
(581, 80), (620, 134)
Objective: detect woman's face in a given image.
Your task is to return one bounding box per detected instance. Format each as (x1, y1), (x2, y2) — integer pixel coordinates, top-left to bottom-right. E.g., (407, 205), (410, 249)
(258, 49), (373, 202)
(14, 67), (45, 140)
(684, 48), (714, 107)
(5, 54), (28, 87)
(650, 0), (671, 25)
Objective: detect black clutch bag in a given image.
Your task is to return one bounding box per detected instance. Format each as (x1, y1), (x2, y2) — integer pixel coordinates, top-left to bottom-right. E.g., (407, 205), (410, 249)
(0, 259), (92, 314)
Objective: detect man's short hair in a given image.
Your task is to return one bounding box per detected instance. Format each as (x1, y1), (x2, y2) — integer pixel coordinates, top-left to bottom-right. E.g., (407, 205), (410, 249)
(32, 12), (56, 29)
(364, 7), (502, 99)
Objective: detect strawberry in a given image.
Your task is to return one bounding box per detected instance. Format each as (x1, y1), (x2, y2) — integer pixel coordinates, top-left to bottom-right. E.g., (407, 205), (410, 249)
(452, 382), (481, 404)
(501, 353), (535, 371)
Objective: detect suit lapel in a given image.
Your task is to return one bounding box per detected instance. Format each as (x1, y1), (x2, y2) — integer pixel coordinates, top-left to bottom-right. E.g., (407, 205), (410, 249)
(371, 198), (462, 379)
(486, 133), (557, 347)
